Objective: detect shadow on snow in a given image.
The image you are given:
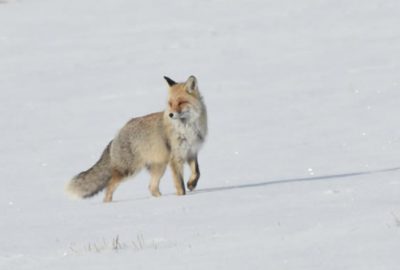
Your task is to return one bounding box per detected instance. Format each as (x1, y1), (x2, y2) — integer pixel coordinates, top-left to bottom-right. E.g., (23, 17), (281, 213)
(110, 166), (400, 202)
(194, 166), (400, 194)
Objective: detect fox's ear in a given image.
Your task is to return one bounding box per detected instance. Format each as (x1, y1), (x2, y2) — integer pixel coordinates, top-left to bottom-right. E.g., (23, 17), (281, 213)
(164, 76), (177, 87)
(185, 75), (198, 93)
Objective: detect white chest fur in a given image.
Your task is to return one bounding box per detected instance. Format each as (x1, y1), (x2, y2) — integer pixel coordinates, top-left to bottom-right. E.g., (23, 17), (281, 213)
(170, 119), (205, 160)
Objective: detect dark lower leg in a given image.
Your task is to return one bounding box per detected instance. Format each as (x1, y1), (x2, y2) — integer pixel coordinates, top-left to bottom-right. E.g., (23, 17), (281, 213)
(187, 157), (200, 191)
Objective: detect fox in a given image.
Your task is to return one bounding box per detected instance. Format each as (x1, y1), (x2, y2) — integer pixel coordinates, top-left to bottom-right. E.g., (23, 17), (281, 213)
(66, 75), (207, 202)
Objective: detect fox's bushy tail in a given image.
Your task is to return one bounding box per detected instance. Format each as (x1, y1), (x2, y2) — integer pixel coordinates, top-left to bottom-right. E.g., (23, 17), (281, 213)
(66, 142), (113, 199)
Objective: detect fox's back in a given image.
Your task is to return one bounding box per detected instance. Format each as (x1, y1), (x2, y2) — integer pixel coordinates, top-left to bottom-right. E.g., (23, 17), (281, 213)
(110, 112), (170, 172)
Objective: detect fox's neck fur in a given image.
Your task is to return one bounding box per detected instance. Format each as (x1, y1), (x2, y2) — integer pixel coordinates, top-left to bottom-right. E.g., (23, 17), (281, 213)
(164, 100), (207, 161)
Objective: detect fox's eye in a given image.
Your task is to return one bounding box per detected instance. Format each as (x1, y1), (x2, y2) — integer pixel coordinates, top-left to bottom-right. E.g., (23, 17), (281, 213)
(168, 101), (172, 106)
(178, 101), (188, 106)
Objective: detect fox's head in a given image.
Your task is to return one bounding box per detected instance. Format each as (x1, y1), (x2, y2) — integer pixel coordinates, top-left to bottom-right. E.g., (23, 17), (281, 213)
(164, 75), (203, 121)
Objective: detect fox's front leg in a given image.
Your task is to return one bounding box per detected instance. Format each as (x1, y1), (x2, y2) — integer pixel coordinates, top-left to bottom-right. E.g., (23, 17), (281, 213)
(187, 156), (200, 191)
(170, 158), (186, 195)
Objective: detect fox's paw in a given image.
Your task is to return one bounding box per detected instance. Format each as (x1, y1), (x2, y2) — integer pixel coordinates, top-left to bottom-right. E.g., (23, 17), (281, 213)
(103, 196), (113, 203)
(176, 189), (186, 196)
(149, 188), (162, 197)
(187, 181), (197, 191)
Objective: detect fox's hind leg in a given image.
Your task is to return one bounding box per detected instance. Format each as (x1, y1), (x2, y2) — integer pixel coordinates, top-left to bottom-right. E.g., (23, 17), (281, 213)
(148, 163), (167, 197)
(103, 169), (124, 203)
(187, 156), (200, 191)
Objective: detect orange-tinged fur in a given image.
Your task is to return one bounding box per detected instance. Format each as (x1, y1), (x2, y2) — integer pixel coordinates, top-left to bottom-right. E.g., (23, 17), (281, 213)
(66, 75), (207, 202)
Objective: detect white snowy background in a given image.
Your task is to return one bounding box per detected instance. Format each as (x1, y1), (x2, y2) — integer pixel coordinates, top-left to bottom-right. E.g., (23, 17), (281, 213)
(1, 0), (400, 269)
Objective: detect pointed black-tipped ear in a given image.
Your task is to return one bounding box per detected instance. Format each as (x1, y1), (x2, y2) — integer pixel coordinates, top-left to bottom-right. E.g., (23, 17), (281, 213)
(185, 75), (198, 93)
(163, 76), (177, 87)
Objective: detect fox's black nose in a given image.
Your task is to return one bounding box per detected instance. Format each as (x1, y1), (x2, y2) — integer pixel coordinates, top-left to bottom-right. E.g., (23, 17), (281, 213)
(169, 113), (174, 118)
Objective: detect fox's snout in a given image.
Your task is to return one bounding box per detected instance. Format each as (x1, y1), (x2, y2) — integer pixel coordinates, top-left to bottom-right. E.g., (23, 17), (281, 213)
(169, 111), (186, 119)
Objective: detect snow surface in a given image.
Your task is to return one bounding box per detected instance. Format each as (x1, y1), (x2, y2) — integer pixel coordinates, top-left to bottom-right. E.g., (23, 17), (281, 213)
(1, 0), (400, 269)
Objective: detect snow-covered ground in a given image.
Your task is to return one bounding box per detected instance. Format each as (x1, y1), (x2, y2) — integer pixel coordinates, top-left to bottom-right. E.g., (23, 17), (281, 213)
(1, 0), (400, 269)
